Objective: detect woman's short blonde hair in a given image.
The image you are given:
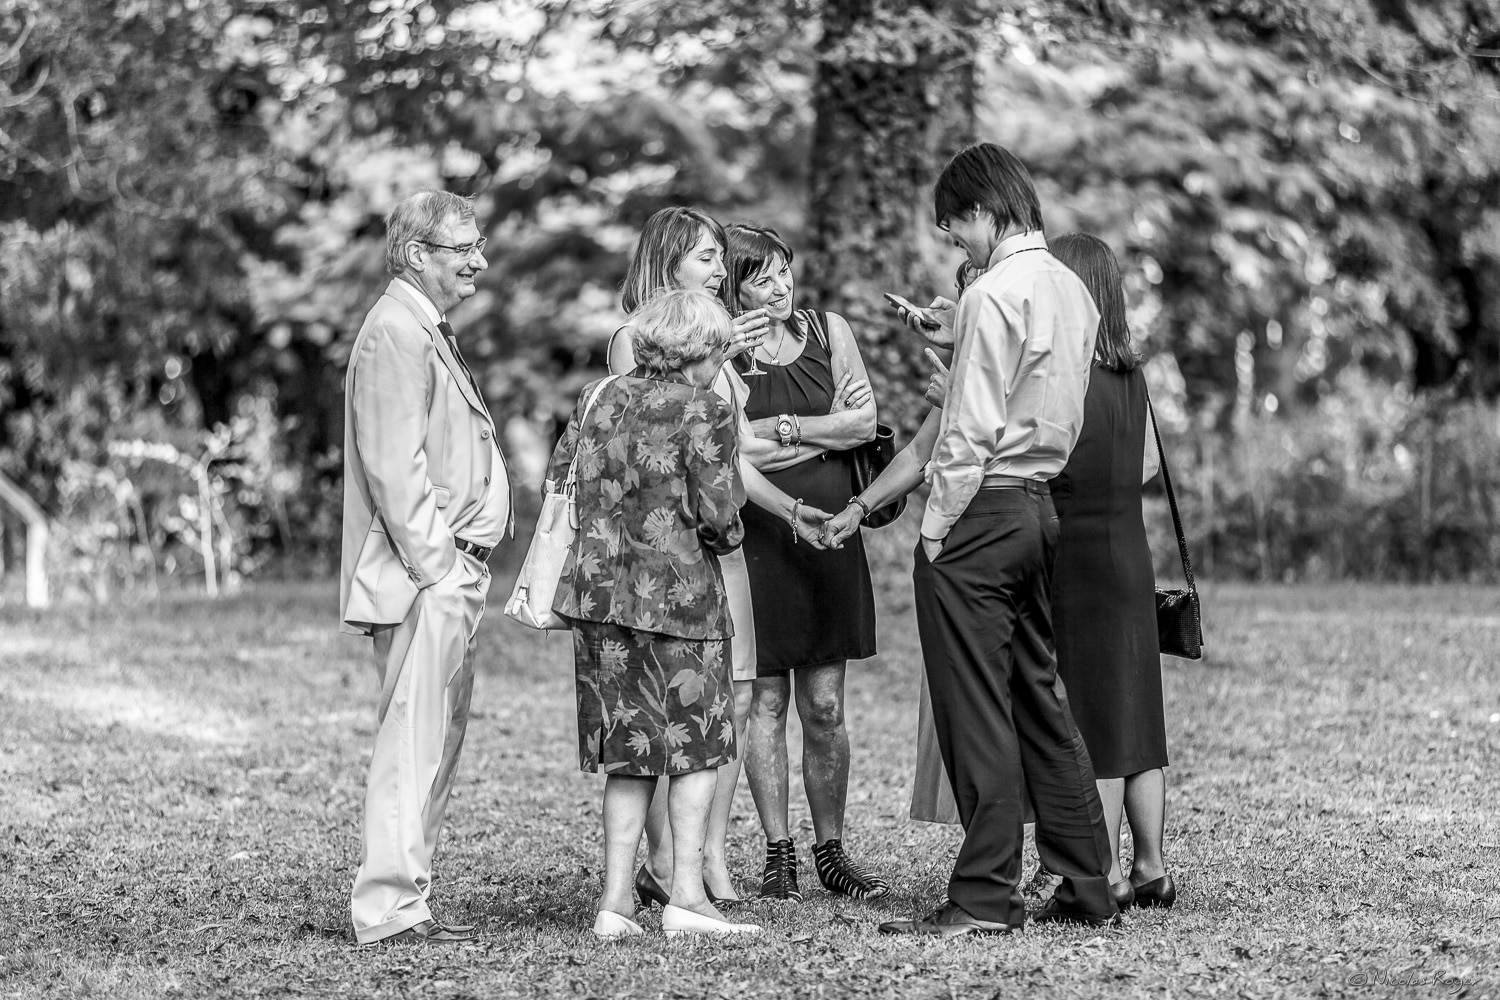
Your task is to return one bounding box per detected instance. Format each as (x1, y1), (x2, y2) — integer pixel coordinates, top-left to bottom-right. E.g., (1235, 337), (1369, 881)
(630, 289), (730, 376)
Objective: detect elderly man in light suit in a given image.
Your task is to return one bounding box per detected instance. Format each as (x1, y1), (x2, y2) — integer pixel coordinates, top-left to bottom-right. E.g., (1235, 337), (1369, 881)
(341, 189), (511, 945)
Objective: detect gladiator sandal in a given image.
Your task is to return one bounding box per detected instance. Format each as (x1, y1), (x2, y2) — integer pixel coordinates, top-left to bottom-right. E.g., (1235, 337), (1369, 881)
(813, 838), (890, 900)
(757, 838), (803, 901)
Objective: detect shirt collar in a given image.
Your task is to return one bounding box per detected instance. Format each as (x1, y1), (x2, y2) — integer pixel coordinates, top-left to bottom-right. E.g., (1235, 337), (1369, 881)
(986, 230), (1049, 270)
(394, 276), (444, 327)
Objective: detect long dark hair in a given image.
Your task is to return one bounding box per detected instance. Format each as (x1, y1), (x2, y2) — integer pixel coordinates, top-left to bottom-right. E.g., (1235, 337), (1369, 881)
(1050, 232), (1141, 372)
(621, 206), (727, 314)
(720, 223), (806, 340)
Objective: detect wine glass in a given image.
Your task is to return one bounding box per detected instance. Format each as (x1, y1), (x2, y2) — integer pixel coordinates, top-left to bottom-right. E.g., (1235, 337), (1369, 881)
(737, 310), (765, 377)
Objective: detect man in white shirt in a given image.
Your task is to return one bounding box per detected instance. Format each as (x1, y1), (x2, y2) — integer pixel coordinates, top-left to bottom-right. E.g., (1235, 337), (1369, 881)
(829, 144), (1115, 936)
(340, 189), (512, 944)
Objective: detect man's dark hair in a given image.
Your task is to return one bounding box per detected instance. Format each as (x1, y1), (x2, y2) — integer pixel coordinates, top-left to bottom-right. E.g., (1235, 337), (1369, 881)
(933, 143), (1044, 235)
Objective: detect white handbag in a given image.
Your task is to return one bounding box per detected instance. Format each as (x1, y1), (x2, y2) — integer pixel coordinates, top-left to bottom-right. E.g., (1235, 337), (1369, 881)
(504, 375), (618, 630)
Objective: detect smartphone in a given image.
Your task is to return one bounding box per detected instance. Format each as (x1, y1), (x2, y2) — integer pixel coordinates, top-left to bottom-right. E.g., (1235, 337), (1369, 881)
(882, 292), (941, 330)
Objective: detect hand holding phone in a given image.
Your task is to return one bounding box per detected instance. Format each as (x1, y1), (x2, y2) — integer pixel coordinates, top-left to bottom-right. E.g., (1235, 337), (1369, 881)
(882, 292), (942, 331)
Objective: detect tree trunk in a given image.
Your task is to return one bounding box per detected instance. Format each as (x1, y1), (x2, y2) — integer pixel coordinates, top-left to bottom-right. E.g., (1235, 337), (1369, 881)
(803, 0), (985, 432)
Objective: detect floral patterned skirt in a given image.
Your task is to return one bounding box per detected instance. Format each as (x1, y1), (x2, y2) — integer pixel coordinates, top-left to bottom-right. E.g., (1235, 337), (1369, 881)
(573, 620), (736, 776)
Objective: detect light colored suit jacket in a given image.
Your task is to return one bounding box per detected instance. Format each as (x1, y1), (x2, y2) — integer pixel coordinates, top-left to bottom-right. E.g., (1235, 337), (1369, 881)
(339, 280), (502, 636)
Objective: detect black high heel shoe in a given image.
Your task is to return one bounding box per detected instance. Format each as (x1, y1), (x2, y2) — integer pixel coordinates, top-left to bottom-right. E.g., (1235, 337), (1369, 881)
(1131, 873), (1177, 909)
(634, 865), (670, 909)
(1109, 879), (1136, 911)
(704, 881), (745, 910)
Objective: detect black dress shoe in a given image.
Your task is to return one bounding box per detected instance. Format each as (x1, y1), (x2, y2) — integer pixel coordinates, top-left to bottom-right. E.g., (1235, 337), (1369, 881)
(878, 900), (1019, 938)
(1109, 879), (1136, 911)
(1131, 873), (1177, 908)
(1033, 896), (1120, 928)
(634, 865), (670, 909)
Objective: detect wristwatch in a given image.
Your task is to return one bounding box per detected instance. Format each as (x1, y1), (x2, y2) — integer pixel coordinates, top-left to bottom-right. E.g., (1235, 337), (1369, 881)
(776, 413), (795, 447)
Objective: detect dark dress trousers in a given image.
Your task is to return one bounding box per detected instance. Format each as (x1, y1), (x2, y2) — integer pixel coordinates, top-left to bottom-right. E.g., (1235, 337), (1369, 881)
(913, 485), (1115, 926)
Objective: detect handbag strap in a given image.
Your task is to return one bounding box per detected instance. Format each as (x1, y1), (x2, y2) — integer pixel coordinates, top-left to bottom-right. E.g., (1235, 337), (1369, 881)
(804, 310), (861, 421)
(1146, 388), (1196, 591)
(564, 375), (620, 489)
(803, 308), (829, 353)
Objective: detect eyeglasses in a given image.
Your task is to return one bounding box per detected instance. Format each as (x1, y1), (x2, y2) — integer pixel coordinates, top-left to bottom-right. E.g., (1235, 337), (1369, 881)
(420, 236), (487, 257)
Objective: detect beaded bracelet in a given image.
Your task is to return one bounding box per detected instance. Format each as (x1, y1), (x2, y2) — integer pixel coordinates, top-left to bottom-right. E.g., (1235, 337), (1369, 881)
(790, 498), (804, 543)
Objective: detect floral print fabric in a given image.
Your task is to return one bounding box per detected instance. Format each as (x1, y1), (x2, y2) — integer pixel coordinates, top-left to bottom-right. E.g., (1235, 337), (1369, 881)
(573, 620), (735, 775)
(547, 374), (744, 641)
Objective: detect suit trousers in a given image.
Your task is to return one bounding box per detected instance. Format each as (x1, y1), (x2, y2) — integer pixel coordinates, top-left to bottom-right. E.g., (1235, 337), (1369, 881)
(351, 550), (490, 943)
(912, 486), (1114, 927)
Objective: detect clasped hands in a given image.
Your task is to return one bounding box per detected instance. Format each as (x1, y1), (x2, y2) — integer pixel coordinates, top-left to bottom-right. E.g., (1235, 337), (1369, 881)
(788, 501), (861, 550)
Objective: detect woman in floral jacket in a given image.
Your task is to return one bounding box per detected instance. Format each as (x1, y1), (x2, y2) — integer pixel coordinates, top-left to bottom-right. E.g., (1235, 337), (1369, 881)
(549, 289), (760, 939)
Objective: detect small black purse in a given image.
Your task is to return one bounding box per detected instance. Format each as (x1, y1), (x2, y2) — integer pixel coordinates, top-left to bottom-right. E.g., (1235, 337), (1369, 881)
(1149, 397), (1203, 659)
(806, 311), (905, 528)
(850, 423), (905, 527)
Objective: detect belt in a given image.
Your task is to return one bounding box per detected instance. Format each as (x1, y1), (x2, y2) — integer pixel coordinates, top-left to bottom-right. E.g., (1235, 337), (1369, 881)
(455, 537), (493, 562)
(980, 474), (1049, 494)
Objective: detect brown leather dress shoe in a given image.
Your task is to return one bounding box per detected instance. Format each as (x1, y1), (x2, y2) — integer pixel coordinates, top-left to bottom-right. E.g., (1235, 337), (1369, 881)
(877, 900), (1020, 937)
(381, 919), (477, 944)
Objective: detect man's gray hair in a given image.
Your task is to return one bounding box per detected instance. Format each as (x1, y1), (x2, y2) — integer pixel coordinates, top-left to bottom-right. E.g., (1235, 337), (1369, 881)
(631, 289), (731, 377)
(385, 190), (477, 276)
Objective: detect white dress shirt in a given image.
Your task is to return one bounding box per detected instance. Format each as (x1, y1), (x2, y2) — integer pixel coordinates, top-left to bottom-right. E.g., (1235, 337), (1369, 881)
(394, 278), (511, 547)
(921, 231), (1101, 543)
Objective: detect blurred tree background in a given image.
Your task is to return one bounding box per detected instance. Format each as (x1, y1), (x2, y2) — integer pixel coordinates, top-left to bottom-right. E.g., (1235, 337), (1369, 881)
(1, 0), (1497, 599)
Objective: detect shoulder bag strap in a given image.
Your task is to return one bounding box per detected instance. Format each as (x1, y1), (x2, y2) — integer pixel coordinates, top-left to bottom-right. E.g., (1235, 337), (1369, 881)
(564, 375), (620, 490)
(803, 309), (830, 354)
(1147, 387), (1196, 592)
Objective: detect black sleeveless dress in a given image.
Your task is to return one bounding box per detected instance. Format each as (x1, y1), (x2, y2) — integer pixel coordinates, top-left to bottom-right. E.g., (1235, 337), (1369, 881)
(733, 311), (877, 673)
(1049, 366), (1167, 778)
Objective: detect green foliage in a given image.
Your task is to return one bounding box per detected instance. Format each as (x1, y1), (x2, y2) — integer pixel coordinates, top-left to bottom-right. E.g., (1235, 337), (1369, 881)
(2, 0), (1497, 589)
(1153, 376), (1500, 583)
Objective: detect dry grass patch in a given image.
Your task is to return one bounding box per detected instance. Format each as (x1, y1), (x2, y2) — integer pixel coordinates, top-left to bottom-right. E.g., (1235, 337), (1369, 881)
(1, 566), (1498, 998)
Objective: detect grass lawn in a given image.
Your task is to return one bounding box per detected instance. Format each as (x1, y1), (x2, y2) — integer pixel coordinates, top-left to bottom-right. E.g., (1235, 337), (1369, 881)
(2, 527), (1498, 999)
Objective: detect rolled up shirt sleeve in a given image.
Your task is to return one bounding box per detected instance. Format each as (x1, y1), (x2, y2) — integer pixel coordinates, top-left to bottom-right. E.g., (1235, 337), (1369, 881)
(920, 287), (1022, 543)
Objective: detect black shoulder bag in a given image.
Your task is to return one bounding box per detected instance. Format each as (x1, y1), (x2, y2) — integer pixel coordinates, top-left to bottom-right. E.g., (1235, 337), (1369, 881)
(804, 310), (905, 528)
(1149, 395), (1204, 659)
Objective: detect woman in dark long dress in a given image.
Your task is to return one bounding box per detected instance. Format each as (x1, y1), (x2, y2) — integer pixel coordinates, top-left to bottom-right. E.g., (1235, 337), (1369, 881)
(719, 224), (888, 901)
(1048, 233), (1175, 909)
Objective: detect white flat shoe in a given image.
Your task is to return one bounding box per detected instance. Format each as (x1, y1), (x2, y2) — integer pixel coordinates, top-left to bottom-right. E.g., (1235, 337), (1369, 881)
(592, 910), (645, 939)
(661, 903), (761, 937)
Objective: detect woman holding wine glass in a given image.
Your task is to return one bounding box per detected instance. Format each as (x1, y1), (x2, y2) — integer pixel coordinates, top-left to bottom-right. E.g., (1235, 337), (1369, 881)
(609, 207), (833, 912)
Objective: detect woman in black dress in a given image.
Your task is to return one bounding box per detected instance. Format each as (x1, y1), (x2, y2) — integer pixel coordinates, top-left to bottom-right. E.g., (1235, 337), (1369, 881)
(1048, 233), (1175, 909)
(718, 224), (887, 901)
